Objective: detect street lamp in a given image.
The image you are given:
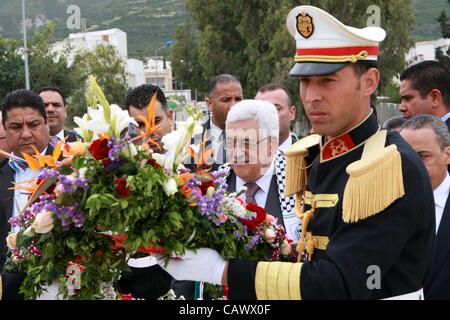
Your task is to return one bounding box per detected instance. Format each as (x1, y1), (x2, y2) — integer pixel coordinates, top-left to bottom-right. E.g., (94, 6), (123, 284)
(154, 40), (174, 88)
(22, 0), (30, 90)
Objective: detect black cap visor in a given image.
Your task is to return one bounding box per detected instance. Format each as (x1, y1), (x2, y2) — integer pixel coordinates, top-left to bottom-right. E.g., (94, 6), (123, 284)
(289, 62), (349, 77)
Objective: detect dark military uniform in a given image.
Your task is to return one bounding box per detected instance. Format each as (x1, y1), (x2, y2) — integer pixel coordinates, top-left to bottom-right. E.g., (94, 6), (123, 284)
(227, 113), (435, 299)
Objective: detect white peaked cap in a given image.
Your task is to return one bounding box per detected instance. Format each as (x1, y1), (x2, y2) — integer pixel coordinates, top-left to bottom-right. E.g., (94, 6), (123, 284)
(286, 5), (386, 76)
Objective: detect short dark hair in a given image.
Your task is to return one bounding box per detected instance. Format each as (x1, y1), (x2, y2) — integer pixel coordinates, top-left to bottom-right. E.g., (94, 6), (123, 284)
(37, 86), (66, 106)
(125, 84), (168, 113)
(400, 113), (450, 151)
(382, 115), (405, 131)
(207, 74), (241, 98)
(351, 60), (378, 78)
(400, 60), (450, 109)
(256, 83), (293, 107)
(2, 89), (47, 125)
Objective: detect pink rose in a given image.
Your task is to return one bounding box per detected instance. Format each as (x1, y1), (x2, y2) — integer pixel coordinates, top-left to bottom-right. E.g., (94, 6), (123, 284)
(33, 210), (55, 234)
(264, 228), (276, 243)
(6, 232), (17, 250)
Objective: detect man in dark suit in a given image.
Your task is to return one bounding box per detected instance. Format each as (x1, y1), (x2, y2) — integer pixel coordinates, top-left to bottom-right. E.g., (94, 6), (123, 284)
(400, 114), (450, 299)
(255, 83), (298, 153)
(189, 74), (243, 171)
(217, 99), (301, 243)
(0, 89), (57, 299)
(38, 86), (82, 146)
(399, 61), (450, 131)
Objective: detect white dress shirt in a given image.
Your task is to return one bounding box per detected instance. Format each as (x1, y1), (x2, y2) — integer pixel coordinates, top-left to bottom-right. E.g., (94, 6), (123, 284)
(433, 172), (450, 234)
(235, 160), (275, 209)
(209, 120), (226, 164)
(278, 135), (293, 153)
(9, 147), (48, 232)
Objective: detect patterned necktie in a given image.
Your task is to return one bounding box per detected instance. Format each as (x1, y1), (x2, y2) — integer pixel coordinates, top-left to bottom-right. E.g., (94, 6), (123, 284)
(50, 136), (60, 147)
(245, 182), (260, 205)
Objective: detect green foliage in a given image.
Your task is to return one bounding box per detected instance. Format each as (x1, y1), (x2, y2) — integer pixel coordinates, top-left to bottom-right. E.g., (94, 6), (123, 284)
(170, 0), (415, 118)
(67, 44), (129, 129)
(435, 0), (450, 68)
(0, 37), (23, 104)
(26, 23), (82, 100)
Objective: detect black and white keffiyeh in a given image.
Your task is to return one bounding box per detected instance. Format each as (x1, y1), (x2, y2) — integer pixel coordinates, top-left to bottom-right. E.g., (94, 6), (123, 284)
(216, 149), (302, 242)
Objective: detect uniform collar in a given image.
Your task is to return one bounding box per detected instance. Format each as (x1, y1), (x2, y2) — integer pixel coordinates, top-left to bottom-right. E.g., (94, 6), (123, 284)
(320, 111), (379, 162)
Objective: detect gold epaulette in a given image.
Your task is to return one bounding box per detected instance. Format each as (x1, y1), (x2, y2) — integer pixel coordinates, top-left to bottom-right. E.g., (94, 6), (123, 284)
(342, 130), (405, 223)
(284, 134), (320, 197)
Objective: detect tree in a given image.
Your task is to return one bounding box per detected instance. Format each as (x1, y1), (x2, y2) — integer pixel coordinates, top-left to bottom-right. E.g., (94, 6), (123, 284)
(171, 0), (415, 107)
(169, 19), (205, 98)
(0, 37), (24, 104)
(66, 43), (129, 129)
(435, 0), (450, 68)
(24, 23), (82, 98)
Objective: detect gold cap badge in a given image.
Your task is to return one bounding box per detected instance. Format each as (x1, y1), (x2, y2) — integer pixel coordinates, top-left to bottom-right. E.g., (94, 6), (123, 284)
(296, 12), (314, 38)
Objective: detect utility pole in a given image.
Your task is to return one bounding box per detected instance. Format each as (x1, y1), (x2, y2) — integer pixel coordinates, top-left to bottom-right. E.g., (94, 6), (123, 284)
(22, 0), (30, 90)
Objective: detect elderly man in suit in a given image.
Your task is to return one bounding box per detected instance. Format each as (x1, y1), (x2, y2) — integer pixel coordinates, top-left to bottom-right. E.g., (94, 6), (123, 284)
(218, 99), (301, 243)
(400, 114), (450, 299)
(38, 86), (82, 146)
(0, 89), (61, 299)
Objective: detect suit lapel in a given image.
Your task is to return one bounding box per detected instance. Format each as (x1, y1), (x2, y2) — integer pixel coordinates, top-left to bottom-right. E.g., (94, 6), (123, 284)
(0, 144), (57, 223)
(227, 169), (237, 193)
(434, 193), (450, 269)
(0, 160), (15, 224)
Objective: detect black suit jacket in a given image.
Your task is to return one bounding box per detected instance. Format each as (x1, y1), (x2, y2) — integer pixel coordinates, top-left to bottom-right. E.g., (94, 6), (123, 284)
(185, 118), (223, 172)
(424, 193), (450, 299)
(1, 144), (59, 300)
(63, 129), (83, 142)
(226, 169), (285, 230)
(0, 144), (58, 266)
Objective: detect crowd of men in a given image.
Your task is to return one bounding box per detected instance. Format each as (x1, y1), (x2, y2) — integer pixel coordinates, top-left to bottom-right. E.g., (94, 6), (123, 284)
(0, 5), (449, 300)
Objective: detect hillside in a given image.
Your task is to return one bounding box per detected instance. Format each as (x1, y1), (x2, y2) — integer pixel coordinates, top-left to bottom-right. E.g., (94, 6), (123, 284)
(411, 0), (449, 41)
(0, 0), (448, 59)
(0, 0), (188, 59)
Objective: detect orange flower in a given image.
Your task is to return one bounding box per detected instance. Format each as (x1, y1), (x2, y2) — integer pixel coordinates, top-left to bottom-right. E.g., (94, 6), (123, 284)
(186, 131), (214, 172)
(22, 137), (67, 171)
(176, 172), (194, 197)
(134, 93), (161, 150)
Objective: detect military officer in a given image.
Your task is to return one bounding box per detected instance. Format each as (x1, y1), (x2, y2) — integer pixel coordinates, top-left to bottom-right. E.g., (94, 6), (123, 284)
(157, 5), (435, 300)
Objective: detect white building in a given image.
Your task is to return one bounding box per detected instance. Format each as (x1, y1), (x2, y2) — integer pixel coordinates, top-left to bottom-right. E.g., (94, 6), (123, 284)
(405, 38), (450, 66)
(51, 28), (144, 87)
(144, 57), (173, 90)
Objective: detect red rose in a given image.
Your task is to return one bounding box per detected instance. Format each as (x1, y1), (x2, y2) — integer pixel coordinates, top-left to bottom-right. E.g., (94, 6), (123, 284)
(147, 157), (161, 169)
(199, 179), (214, 195)
(115, 178), (130, 198)
(240, 203), (267, 229)
(88, 138), (111, 164)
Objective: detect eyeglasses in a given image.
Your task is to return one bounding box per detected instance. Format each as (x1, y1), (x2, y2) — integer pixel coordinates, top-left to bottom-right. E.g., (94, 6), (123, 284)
(225, 136), (270, 150)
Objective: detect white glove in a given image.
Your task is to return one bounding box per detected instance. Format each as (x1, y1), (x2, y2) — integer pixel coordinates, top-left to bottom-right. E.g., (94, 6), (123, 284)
(156, 248), (227, 285)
